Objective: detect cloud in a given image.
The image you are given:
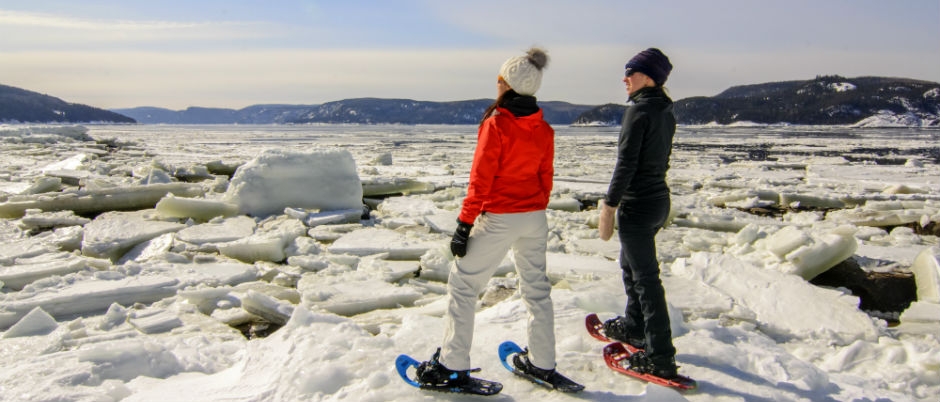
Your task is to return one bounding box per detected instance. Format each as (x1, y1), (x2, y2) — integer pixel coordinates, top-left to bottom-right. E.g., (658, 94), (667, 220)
(0, 9), (277, 49)
(0, 48), (519, 109)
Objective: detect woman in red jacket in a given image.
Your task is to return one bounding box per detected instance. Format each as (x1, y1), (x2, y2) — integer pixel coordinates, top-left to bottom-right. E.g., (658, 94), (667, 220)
(416, 47), (582, 393)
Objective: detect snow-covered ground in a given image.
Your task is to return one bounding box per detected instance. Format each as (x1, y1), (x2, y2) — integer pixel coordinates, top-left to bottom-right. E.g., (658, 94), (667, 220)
(0, 124), (939, 401)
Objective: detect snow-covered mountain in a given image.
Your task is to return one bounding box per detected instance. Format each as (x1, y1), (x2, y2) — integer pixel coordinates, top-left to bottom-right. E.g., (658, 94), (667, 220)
(674, 76), (940, 127)
(114, 99), (595, 126)
(574, 76), (940, 127)
(0, 84), (136, 124)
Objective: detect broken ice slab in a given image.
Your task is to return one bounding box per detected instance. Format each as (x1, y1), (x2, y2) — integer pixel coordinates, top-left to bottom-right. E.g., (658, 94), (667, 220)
(300, 279), (423, 316)
(81, 210), (186, 261)
(217, 217), (306, 263)
(0, 182), (205, 219)
(42, 169), (98, 186)
(896, 301), (940, 336)
(361, 177), (434, 197)
(327, 227), (439, 259)
(1, 306), (58, 338)
(0, 275), (179, 330)
(358, 254), (420, 282)
(778, 226), (858, 280)
(239, 290), (294, 325)
(0, 237), (59, 265)
(423, 211), (460, 234)
(17, 209), (90, 231)
(0, 252), (88, 290)
(128, 309), (183, 334)
(547, 197), (582, 212)
(545, 252), (620, 283)
(155, 195), (239, 221)
(176, 216), (257, 245)
(285, 207), (364, 227)
(779, 192), (847, 209)
(20, 177), (63, 195)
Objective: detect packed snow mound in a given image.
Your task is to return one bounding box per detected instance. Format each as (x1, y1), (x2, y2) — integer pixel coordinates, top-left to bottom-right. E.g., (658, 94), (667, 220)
(223, 148), (363, 217)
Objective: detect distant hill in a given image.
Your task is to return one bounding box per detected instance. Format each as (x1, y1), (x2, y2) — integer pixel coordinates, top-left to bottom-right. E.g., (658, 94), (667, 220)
(0, 84), (135, 124)
(573, 76), (940, 127)
(114, 98), (596, 126)
(8, 76), (937, 127)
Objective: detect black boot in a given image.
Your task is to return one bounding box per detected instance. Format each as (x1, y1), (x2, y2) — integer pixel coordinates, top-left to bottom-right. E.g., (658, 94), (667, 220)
(416, 348), (469, 387)
(627, 350), (678, 379)
(603, 316), (647, 349)
(512, 349), (584, 393)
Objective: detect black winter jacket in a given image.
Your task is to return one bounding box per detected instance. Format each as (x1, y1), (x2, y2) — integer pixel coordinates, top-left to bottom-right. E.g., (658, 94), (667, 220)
(604, 87), (676, 206)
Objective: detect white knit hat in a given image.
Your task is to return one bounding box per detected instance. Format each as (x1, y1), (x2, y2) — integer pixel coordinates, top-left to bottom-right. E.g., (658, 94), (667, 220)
(498, 47), (549, 96)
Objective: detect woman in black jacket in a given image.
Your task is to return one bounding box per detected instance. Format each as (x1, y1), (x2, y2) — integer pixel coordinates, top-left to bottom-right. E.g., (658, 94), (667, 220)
(597, 48), (679, 379)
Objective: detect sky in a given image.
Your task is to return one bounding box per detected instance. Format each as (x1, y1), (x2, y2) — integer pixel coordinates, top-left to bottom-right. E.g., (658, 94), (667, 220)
(1, 0), (938, 110)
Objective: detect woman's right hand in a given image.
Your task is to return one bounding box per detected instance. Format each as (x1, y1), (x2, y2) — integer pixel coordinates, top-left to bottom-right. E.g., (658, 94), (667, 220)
(598, 200), (616, 241)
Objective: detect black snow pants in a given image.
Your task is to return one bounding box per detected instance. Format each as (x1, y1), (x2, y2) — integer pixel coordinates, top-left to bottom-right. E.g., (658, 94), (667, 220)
(616, 195), (676, 362)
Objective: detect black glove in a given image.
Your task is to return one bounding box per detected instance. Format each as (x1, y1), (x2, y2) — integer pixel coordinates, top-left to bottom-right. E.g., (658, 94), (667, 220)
(450, 220), (473, 258)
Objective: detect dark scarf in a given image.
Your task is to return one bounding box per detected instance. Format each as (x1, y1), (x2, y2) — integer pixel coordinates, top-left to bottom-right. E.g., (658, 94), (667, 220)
(501, 90), (540, 117)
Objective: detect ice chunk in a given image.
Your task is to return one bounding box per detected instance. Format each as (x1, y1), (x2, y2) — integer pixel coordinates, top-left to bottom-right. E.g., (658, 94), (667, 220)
(672, 252), (878, 344)
(155, 195), (239, 221)
(357, 253), (420, 282)
(0, 275), (179, 330)
(910, 247), (940, 303)
(1, 306), (58, 338)
(143, 261), (259, 288)
(765, 226), (810, 258)
(900, 301), (940, 323)
(328, 227), (439, 259)
(547, 197), (581, 212)
(300, 279), (422, 316)
(223, 148), (363, 216)
(76, 340), (184, 381)
(897, 301), (940, 335)
(0, 183), (205, 219)
(41, 153), (89, 173)
(240, 290), (294, 325)
(128, 309), (183, 334)
(781, 226), (858, 280)
(19, 177), (62, 195)
(376, 196), (442, 218)
(17, 209), (90, 231)
(289, 208), (363, 227)
(81, 211), (186, 261)
(0, 252), (87, 290)
(779, 192), (845, 209)
(176, 216), (256, 245)
(545, 252), (620, 283)
(361, 177), (433, 197)
(422, 211), (460, 234)
(45, 225), (84, 251)
(756, 225), (858, 280)
(0, 237), (58, 265)
(286, 255), (330, 272)
(218, 217), (306, 263)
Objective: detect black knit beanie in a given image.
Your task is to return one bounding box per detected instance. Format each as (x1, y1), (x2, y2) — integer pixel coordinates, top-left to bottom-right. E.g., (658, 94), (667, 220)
(625, 48), (673, 86)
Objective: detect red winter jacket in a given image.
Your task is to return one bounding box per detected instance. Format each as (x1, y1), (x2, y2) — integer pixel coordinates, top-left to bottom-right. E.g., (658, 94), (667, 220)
(458, 106), (554, 224)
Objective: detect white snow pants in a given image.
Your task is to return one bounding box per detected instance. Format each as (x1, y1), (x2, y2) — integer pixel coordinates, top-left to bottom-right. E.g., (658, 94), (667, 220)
(439, 210), (556, 371)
